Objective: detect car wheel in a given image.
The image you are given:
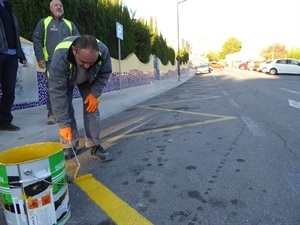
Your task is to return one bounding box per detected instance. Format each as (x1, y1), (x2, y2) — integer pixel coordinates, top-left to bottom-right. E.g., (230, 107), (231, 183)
(269, 68), (277, 75)
(262, 68), (267, 73)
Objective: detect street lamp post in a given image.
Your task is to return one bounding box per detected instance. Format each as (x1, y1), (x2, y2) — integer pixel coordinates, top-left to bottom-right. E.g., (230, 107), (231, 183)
(177, 0), (187, 81)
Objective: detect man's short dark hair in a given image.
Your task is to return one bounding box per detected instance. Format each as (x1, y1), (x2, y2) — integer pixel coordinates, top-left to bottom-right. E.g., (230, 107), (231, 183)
(75, 35), (99, 52)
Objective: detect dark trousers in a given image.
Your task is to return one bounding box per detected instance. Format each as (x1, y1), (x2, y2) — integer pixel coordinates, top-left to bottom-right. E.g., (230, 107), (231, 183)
(46, 61), (53, 117)
(0, 53), (18, 123)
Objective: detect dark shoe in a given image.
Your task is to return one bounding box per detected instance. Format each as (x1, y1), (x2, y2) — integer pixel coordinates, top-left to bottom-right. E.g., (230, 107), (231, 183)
(64, 147), (77, 160)
(0, 122), (20, 131)
(90, 145), (113, 162)
(47, 115), (56, 125)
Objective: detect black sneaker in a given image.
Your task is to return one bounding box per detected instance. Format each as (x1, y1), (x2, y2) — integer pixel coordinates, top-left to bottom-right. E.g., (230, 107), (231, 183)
(0, 122), (20, 131)
(90, 145), (113, 162)
(64, 147), (77, 160)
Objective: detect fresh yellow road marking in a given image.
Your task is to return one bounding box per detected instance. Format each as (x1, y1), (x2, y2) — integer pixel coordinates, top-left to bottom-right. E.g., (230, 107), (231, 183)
(104, 116), (235, 143)
(75, 174), (153, 225)
(141, 96), (221, 107)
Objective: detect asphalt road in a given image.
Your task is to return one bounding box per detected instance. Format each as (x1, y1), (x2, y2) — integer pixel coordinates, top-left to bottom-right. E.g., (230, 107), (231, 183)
(1, 68), (299, 225)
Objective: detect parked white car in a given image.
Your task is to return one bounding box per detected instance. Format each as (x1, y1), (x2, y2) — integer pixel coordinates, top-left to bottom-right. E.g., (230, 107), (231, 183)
(196, 64), (211, 75)
(264, 58), (300, 75)
(257, 60), (272, 72)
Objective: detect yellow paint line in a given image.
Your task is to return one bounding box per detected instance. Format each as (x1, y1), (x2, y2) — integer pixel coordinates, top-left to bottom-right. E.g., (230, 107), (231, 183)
(75, 174), (153, 225)
(104, 116), (236, 143)
(139, 105), (236, 118)
(140, 96), (221, 107)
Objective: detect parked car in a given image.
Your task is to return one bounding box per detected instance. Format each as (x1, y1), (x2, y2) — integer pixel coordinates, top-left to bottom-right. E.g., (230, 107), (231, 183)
(209, 62), (224, 69)
(196, 64), (211, 74)
(257, 60), (272, 72)
(238, 61), (249, 70)
(264, 58), (300, 75)
(248, 61), (263, 71)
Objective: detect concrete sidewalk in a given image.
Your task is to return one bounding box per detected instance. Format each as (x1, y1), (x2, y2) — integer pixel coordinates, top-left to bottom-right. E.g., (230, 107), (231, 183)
(0, 71), (194, 152)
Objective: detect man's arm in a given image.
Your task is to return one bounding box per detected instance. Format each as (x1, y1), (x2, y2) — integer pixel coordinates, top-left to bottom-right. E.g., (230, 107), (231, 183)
(71, 22), (80, 36)
(48, 50), (72, 128)
(32, 19), (46, 68)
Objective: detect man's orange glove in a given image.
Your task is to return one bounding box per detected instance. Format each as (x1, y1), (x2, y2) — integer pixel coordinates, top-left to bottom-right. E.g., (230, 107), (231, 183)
(84, 93), (99, 113)
(59, 127), (72, 141)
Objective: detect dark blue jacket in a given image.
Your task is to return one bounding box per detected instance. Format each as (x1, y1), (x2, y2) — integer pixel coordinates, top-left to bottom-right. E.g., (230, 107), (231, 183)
(0, 1), (26, 61)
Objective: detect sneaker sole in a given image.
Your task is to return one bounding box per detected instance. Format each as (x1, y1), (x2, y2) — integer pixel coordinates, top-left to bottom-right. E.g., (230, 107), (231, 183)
(90, 154), (113, 162)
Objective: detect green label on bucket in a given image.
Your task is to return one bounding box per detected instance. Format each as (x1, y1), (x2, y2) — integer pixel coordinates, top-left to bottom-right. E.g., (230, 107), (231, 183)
(49, 150), (66, 194)
(0, 164), (12, 205)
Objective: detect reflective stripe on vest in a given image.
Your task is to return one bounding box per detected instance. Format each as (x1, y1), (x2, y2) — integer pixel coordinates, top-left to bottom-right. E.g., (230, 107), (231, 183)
(43, 16), (72, 61)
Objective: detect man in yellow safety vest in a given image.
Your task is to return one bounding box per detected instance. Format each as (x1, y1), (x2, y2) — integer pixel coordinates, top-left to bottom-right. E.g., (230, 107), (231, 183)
(33, 0), (79, 125)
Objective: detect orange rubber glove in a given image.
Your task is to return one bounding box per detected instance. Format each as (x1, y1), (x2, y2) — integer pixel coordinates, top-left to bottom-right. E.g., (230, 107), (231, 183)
(59, 127), (72, 141)
(84, 93), (99, 113)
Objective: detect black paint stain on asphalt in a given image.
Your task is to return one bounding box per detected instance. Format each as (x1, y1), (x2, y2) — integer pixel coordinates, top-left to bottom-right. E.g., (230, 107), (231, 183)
(149, 198), (157, 203)
(197, 206), (204, 211)
(230, 199), (246, 208)
(230, 199), (239, 205)
(208, 197), (227, 208)
(170, 210), (191, 222)
(147, 181), (155, 185)
(132, 169), (140, 176)
(188, 191), (207, 203)
(186, 165), (197, 170)
(136, 177), (144, 183)
(236, 158), (245, 162)
(122, 181), (129, 185)
(204, 127), (247, 196)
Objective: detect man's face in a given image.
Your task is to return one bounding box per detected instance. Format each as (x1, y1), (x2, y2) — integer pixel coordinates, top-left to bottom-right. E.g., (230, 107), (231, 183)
(50, 0), (64, 19)
(72, 47), (99, 69)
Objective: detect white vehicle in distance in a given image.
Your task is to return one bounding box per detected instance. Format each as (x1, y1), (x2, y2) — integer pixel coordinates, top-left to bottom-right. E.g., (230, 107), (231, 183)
(196, 64), (212, 75)
(264, 58), (300, 75)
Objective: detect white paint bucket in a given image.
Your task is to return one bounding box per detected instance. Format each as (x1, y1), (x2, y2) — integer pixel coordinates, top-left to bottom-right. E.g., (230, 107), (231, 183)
(0, 142), (70, 225)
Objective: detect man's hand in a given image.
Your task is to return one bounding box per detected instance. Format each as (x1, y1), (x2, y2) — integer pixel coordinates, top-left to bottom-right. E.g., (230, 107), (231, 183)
(38, 60), (46, 69)
(59, 127), (72, 141)
(20, 59), (28, 67)
(84, 93), (99, 113)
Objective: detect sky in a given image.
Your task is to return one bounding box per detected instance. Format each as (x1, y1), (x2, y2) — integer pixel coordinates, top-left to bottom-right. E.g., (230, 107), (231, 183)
(121, 0), (300, 55)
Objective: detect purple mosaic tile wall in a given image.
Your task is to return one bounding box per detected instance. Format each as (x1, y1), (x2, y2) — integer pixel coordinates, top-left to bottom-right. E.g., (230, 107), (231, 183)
(0, 68), (178, 111)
